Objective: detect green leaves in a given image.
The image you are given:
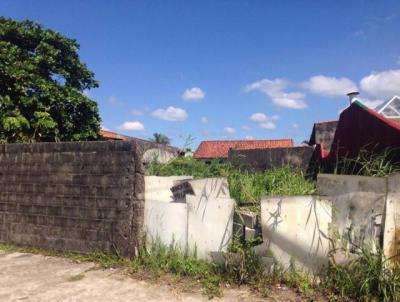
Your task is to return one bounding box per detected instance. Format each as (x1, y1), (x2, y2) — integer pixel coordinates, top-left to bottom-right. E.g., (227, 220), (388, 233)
(0, 17), (101, 143)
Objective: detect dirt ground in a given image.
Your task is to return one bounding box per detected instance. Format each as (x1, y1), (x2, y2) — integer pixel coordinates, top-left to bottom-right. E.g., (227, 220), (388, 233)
(0, 250), (314, 302)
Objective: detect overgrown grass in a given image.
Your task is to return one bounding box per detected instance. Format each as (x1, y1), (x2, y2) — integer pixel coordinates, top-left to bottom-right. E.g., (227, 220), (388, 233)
(321, 249), (400, 302)
(130, 242), (223, 297)
(329, 148), (400, 177)
(147, 157), (316, 208)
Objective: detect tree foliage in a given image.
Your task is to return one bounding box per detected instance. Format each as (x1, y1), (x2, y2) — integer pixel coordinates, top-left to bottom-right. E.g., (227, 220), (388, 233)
(150, 132), (170, 145)
(0, 17), (101, 143)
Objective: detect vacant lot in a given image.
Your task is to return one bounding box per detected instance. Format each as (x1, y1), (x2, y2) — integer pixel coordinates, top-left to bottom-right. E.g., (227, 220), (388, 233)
(0, 251), (310, 302)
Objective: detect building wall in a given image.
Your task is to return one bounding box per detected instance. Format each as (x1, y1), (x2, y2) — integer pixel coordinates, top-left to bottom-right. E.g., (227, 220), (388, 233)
(228, 146), (314, 173)
(309, 121), (338, 150)
(0, 141), (145, 257)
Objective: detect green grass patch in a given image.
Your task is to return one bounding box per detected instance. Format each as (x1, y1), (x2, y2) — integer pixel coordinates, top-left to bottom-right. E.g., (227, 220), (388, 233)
(321, 249), (400, 302)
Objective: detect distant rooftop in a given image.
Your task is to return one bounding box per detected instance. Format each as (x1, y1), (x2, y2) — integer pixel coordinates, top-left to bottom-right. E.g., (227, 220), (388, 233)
(194, 139), (294, 159)
(375, 96), (400, 118)
(99, 129), (130, 141)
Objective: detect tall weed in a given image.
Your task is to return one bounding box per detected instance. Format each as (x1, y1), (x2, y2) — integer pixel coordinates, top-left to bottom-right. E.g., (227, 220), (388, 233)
(321, 249), (400, 301)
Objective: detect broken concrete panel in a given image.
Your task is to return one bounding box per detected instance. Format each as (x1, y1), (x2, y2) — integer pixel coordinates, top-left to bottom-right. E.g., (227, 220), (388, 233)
(384, 173), (400, 264)
(187, 178), (230, 200)
(186, 194), (234, 259)
(261, 196), (331, 273)
(234, 211), (257, 229)
(143, 199), (187, 250)
(145, 176), (193, 202)
(318, 174), (386, 254)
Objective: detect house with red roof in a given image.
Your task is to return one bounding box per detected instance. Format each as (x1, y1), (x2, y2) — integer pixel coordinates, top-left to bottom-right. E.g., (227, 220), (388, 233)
(194, 139), (294, 163)
(99, 129), (131, 141)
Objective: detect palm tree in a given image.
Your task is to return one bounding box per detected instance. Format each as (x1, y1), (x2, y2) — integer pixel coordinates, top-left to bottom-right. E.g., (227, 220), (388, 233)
(150, 133), (170, 145)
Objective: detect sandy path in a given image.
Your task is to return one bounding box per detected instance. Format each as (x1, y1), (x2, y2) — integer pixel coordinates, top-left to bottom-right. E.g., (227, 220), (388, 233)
(0, 251), (306, 302)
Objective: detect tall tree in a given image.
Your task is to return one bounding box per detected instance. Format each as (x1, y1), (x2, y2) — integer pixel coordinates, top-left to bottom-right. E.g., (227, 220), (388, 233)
(0, 17), (101, 143)
(150, 133), (170, 145)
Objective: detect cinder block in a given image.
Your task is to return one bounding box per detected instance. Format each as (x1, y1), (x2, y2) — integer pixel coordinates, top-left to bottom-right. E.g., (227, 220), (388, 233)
(234, 211), (258, 229)
(244, 227), (256, 240)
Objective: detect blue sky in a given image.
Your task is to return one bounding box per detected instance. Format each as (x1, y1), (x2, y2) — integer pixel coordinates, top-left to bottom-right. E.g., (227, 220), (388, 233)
(2, 1), (400, 149)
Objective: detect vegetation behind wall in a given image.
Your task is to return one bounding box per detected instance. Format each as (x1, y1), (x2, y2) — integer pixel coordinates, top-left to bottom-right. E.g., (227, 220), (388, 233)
(147, 156), (316, 208)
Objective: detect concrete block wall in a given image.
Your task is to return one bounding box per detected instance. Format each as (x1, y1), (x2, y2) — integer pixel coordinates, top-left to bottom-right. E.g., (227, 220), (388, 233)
(0, 141), (145, 257)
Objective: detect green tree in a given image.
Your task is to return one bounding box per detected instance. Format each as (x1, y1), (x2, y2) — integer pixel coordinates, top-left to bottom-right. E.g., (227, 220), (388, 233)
(0, 17), (101, 143)
(150, 133), (170, 145)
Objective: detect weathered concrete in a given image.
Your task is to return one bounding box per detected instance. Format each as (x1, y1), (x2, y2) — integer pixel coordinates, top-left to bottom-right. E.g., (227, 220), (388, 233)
(228, 146), (314, 173)
(384, 174), (400, 263)
(142, 148), (176, 164)
(318, 174), (386, 257)
(144, 176), (193, 202)
(260, 196), (331, 273)
(0, 141), (144, 257)
(144, 199), (187, 250)
(187, 195), (234, 259)
(187, 178), (230, 200)
(143, 177), (234, 259)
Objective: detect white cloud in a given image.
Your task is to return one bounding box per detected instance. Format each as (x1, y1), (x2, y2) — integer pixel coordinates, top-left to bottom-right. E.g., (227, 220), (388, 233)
(245, 78), (307, 109)
(360, 98), (384, 109)
(360, 69), (400, 99)
(249, 113), (278, 130)
(108, 95), (124, 106)
(200, 116), (208, 124)
(250, 113), (279, 123)
(132, 109), (144, 116)
(292, 123), (299, 129)
(101, 125), (110, 131)
(152, 106), (188, 122)
(303, 75), (357, 97)
(182, 87), (205, 101)
(224, 127), (236, 134)
(259, 122), (276, 129)
(242, 125), (251, 131)
(245, 135), (255, 140)
(117, 121), (145, 131)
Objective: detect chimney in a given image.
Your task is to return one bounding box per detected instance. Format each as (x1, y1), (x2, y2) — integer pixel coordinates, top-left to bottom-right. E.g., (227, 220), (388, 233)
(347, 91), (359, 104)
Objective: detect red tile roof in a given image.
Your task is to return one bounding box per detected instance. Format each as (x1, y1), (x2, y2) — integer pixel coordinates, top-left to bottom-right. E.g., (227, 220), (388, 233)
(194, 139), (294, 159)
(99, 129), (130, 141)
